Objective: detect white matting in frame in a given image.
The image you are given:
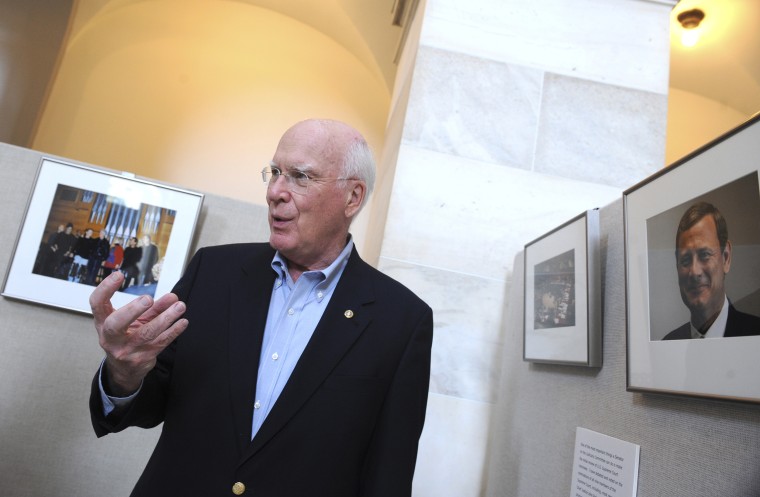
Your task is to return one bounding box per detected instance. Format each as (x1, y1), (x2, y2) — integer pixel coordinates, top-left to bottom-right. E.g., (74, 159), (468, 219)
(625, 114), (760, 403)
(2, 158), (204, 314)
(524, 209), (601, 366)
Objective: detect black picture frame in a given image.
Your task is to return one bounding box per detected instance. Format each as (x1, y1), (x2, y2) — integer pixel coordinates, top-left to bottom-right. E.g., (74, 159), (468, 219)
(624, 114), (760, 403)
(524, 209), (602, 366)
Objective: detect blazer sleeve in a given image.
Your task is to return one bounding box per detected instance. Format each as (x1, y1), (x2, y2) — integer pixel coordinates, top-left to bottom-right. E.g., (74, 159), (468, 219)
(359, 303), (434, 497)
(89, 247), (205, 437)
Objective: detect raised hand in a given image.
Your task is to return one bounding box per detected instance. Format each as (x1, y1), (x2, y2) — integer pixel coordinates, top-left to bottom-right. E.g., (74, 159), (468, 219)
(90, 271), (189, 396)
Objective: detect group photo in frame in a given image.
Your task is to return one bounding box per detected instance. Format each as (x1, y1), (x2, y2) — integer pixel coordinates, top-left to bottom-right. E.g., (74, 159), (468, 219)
(2, 158), (204, 314)
(523, 209), (601, 367)
(624, 113), (760, 403)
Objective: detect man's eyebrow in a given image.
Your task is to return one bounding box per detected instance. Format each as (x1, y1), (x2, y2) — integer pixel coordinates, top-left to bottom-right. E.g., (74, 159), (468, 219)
(292, 163), (315, 174)
(270, 161), (315, 173)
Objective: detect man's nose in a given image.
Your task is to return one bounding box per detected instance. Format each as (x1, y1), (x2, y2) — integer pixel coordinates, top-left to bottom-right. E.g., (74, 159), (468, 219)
(688, 258), (703, 276)
(266, 175), (290, 201)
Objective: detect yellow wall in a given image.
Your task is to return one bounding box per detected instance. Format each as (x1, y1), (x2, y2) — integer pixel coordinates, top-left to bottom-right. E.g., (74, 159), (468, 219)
(33, 0), (391, 214)
(665, 87), (749, 166)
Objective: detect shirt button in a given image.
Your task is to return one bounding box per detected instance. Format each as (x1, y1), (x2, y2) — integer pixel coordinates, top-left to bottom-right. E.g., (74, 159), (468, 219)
(288, 308), (295, 315)
(317, 291), (324, 298)
(232, 481), (246, 495)
(272, 352), (279, 360)
(254, 401), (261, 409)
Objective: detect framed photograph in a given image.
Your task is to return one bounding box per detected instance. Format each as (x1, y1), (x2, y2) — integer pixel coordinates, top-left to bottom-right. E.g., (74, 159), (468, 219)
(524, 209), (601, 366)
(625, 114), (760, 403)
(2, 158), (204, 314)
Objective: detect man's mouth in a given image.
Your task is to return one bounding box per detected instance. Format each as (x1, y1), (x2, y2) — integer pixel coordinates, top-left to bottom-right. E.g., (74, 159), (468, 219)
(685, 283), (708, 297)
(270, 213), (293, 228)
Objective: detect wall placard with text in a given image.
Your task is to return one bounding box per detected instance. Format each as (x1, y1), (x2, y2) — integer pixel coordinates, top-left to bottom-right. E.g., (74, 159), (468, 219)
(569, 427), (640, 497)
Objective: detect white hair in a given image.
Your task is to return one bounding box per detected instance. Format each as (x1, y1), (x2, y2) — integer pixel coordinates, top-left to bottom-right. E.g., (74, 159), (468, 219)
(341, 138), (376, 211)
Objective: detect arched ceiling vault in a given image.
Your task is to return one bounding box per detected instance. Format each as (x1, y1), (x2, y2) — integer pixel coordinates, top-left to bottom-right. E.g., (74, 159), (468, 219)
(67, 0), (418, 92)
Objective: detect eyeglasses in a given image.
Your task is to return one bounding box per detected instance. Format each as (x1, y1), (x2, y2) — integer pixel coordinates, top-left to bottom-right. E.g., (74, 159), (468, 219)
(261, 164), (355, 195)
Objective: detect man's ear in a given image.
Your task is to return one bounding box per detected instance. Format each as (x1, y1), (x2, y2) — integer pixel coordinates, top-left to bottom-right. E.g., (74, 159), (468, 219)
(344, 181), (366, 219)
(722, 239), (732, 274)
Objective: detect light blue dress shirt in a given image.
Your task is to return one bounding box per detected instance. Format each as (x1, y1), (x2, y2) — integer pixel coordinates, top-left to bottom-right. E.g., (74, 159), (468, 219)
(251, 239), (353, 438)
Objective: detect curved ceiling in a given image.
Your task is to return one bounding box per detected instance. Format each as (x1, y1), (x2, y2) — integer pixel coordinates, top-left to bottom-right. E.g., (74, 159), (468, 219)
(69, 0), (760, 117)
(68, 0), (413, 91)
(669, 0), (760, 116)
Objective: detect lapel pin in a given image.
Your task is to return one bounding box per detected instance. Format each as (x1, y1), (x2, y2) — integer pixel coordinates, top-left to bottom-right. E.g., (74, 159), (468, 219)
(344, 310), (354, 319)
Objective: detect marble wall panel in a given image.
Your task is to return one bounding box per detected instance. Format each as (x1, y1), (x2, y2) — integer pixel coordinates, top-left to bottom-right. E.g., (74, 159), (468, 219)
(421, 0), (672, 94)
(413, 393), (492, 497)
(403, 46), (542, 169)
(381, 2), (673, 495)
(381, 144), (621, 280)
(534, 73), (667, 188)
(379, 259), (509, 403)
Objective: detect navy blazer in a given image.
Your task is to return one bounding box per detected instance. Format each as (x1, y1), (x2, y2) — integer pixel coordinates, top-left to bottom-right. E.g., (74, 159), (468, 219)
(90, 243), (433, 497)
(663, 302), (760, 340)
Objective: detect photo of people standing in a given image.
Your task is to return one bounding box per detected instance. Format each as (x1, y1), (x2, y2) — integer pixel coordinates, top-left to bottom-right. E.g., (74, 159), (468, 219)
(31, 184), (175, 298)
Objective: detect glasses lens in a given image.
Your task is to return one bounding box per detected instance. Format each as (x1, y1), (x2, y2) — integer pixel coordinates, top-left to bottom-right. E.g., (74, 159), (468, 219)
(262, 166), (309, 194)
(291, 171), (310, 191)
(262, 166), (283, 183)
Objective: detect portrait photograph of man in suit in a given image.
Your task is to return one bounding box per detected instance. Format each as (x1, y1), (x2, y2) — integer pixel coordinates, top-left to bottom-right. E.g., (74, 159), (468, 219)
(646, 173), (760, 341)
(663, 201), (760, 339)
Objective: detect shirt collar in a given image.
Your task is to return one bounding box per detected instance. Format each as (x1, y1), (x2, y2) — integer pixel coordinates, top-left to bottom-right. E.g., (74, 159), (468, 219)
(271, 236), (354, 289)
(690, 295), (730, 339)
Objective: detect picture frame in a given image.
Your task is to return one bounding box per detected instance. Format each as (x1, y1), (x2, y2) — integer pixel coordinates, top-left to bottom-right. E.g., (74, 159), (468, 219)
(523, 209), (601, 366)
(624, 113), (760, 403)
(2, 157), (204, 314)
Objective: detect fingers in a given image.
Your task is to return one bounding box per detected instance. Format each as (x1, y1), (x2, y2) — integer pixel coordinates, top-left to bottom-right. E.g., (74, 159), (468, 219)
(89, 271), (124, 325)
(136, 299), (187, 343)
(101, 294), (156, 336)
(98, 296), (188, 393)
(139, 293), (181, 323)
(151, 314), (189, 349)
(96, 288), (184, 345)
(91, 267), (188, 363)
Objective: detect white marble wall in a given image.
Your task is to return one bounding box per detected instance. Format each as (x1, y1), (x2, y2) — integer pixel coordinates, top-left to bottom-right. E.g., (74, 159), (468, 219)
(378, 0), (672, 495)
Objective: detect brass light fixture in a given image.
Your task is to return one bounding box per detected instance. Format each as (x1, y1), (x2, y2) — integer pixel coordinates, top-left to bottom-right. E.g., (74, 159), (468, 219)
(676, 8), (705, 47)
(677, 8), (705, 29)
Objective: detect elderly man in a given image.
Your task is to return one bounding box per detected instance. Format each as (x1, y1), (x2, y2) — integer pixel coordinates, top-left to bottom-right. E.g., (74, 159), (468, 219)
(89, 119), (433, 497)
(663, 201), (760, 340)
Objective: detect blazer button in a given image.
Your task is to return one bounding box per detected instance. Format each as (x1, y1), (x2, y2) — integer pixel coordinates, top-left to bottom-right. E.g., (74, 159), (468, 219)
(232, 482), (246, 495)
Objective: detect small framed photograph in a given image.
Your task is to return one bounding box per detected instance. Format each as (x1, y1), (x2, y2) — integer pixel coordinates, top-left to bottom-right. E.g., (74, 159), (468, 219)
(524, 209), (601, 366)
(2, 158), (204, 314)
(625, 114), (760, 403)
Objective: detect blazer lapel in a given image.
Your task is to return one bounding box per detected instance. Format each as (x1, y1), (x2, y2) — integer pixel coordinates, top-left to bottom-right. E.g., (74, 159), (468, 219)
(228, 247), (277, 454)
(244, 249), (375, 459)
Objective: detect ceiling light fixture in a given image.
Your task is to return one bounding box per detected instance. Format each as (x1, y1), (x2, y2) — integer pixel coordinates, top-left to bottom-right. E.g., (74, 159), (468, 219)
(677, 8), (705, 47)
(677, 8), (705, 29)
